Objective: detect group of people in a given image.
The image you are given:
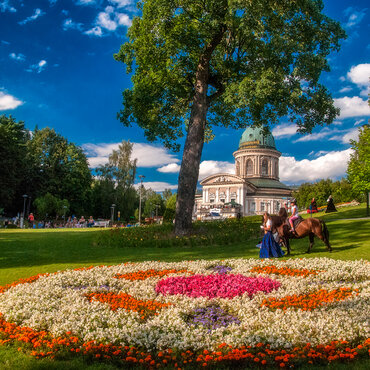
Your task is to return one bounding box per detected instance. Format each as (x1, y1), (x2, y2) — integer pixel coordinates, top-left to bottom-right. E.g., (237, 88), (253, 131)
(259, 195), (337, 259)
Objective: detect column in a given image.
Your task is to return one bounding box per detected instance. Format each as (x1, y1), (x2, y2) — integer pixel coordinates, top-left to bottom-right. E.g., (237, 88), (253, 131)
(216, 189), (219, 203)
(226, 188), (230, 202)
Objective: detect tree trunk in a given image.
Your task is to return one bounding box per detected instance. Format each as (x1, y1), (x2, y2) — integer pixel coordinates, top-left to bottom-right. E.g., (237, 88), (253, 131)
(174, 64), (209, 235)
(174, 26), (226, 236)
(366, 191), (369, 217)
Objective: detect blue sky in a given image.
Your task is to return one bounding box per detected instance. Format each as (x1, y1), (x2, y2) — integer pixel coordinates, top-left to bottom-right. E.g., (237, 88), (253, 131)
(1, 0), (369, 191)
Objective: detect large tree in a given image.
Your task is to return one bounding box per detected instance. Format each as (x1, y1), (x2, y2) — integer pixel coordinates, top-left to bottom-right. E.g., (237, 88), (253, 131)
(115, 0), (345, 234)
(0, 115), (29, 214)
(27, 128), (92, 215)
(347, 125), (370, 216)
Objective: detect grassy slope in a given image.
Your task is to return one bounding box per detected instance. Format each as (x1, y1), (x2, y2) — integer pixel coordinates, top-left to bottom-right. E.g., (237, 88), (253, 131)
(0, 205), (369, 286)
(0, 204), (369, 369)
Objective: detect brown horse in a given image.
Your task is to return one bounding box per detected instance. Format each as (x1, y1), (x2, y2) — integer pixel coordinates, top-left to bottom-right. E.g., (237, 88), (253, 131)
(271, 208), (332, 255)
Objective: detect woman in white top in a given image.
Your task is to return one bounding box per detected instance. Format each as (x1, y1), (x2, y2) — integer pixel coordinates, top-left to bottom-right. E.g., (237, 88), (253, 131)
(259, 212), (284, 258)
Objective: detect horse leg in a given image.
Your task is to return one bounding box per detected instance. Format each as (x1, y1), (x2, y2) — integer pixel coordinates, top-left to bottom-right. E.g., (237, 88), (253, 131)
(307, 233), (314, 254)
(284, 237), (291, 255)
(321, 221), (332, 252)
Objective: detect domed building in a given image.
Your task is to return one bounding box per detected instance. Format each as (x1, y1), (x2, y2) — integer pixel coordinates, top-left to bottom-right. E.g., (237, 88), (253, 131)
(195, 127), (292, 218)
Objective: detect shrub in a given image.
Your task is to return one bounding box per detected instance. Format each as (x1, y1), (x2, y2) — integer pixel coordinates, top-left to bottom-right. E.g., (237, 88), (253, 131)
(95, 216), (261, 248)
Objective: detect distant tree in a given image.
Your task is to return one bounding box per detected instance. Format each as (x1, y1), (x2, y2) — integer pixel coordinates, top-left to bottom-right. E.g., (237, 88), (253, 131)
(163, 193), (177, 222)
(27, 128), (91, 215)
(91, 140), (138, 221)
(293, 178), (358, 209)
(143, 189), (164, 218)
(115, 0), (345, 234)
(347, 125), (370, 216)
(34, 193), (69, 220)
(162, 188), (173, 203)
(0, 115), (29, 214)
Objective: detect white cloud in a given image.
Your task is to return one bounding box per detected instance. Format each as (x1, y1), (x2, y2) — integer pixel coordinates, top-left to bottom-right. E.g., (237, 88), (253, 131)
(293, 128), (332, 142)
(0, 0), (16, 13)
(157, 163), (181, 173)
(117, 13), (131, 26)
(109, 0), (132, 8)
(271, 123), (298, 138)
(84, 26), (102, 37)
(347, 63), (370, 86)
(280, 149), (353, 183)
(97, 7), (118, 30)
(19, 8), (45, 25)
(339, 86), (352, 93)
(63, 18), (84, 31)
(95, 6), (132, 32)
(76, 0), (96, 5)
(26, 60), (47, 73)
(333, 128), (360, 144)
(354, 118), (365, 126)
(0, 91), (23, 111)
(198, 160), (235, 180)
(344, 8), (367, 28)
(83, 142), (180, 168)
(334, 96), (370, 118)
(137, 182), (178, 192)
(9, 52), (25, 61)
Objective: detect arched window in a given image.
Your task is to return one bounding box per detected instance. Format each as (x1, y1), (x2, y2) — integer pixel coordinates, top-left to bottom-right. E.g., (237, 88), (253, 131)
(246, 159), (253, 175)
(261, 159), (268, 176)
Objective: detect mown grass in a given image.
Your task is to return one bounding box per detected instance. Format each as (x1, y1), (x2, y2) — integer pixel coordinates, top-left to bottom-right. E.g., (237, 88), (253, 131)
(0, 204), (369, 369)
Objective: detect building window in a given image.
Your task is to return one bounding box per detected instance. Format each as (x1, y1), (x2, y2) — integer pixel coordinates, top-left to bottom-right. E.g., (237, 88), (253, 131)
(251, 202), (256, 212)
(246, 159), (253, 175)
(210, 199), (214, 203)
(261, 202), (265, 211)
(261, 159), (268, 176)
(231, 198), (236, 203)
(220, 198), (225, 203)
(275, 161), (278, 178)
(275, 201), (280, 213)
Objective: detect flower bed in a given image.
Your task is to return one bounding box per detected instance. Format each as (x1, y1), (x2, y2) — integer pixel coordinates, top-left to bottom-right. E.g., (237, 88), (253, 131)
(0, 258), (369, 368)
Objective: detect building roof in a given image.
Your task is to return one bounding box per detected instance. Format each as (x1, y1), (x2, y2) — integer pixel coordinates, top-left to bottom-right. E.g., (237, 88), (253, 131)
(239, 126), (276, 149)
(246, 178), (291, 190)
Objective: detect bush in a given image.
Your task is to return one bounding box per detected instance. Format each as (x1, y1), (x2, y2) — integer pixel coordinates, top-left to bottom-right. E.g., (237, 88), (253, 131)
(95, 216), (261, 248)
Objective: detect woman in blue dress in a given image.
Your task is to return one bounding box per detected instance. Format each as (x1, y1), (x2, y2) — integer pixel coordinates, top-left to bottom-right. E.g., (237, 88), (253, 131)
(259, 212), (285, 259)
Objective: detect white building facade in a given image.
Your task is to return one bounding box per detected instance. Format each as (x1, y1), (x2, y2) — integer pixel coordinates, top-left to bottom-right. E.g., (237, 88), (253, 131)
(195, 127), (292, 218)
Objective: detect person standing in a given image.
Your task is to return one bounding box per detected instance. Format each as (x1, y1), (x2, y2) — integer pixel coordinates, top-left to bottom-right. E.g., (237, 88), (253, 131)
(259, 212), (285, 258)
(326, 195), (337, 213)
(28, 213), (34, 228)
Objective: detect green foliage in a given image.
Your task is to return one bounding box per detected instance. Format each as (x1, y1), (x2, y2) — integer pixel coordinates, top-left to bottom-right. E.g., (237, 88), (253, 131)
(115, 0), (346, 149)
(95, 216), (261, 248)
(27, 128), (91, 215)
(293, 178), (358, 209)
(91, 141), (138, 221)
(34, 193), (70, 220)
(347, 125), (370, 195)
(0, 115), (29, 213)
(163, 193), (177, 222)
(143, 189), (164, 218)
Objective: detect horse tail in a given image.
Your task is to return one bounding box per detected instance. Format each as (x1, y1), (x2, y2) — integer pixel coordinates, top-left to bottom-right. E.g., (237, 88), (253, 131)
(320, 220), (329, 244)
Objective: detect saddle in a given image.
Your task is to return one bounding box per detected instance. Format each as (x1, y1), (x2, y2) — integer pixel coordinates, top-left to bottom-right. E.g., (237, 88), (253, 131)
(292, 216), (304, 229)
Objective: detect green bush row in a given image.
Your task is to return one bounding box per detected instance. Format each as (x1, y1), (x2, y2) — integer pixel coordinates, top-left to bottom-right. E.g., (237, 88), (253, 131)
(95, 216), (261, 248)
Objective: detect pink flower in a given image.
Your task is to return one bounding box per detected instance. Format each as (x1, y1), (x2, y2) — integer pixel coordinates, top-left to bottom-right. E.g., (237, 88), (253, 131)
(155, 274), (280, 299)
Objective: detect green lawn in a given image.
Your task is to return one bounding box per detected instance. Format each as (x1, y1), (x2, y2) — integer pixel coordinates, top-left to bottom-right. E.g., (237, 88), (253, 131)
(0, 204), (369, 369)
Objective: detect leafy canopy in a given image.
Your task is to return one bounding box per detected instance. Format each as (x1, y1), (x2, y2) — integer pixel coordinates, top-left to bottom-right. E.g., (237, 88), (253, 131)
(115, 0), (345, 150)
(347, 125), (370, 195)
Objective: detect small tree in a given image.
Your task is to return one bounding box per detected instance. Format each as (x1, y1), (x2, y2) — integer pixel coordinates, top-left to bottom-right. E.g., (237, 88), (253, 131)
(34, 193), (70, 220)
(347, 125), (370, 216)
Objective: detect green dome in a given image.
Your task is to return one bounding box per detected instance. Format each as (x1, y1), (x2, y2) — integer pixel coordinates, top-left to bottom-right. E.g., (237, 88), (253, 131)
(239, 127), (276, 149)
